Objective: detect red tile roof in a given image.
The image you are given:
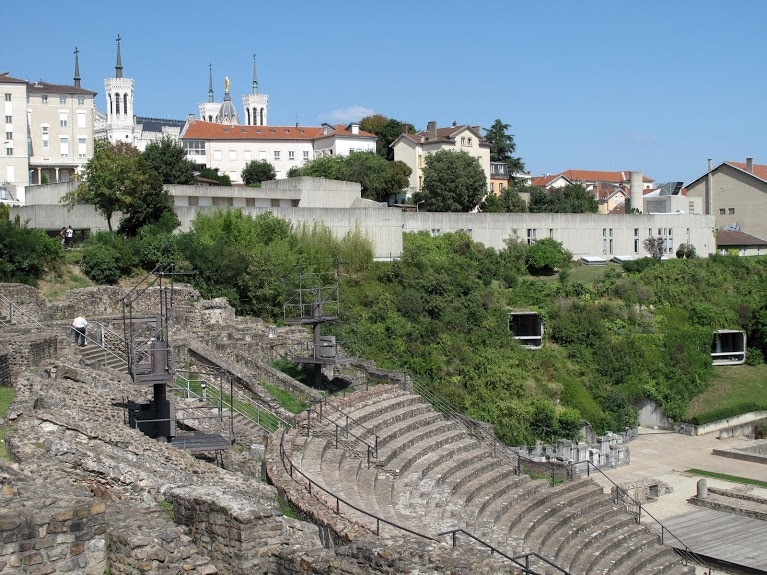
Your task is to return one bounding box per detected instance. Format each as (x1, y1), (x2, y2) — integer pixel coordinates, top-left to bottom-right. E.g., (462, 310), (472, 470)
(717, 229), (767, 246)
(182, 121), (374, 141)
(727, 161), (767, 181)
(559, 169), (654, 184)
(531, 174), (565, 187)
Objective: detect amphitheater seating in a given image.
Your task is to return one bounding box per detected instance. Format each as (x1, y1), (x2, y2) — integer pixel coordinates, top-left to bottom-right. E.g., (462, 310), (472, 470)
(284, 385), (696, 574)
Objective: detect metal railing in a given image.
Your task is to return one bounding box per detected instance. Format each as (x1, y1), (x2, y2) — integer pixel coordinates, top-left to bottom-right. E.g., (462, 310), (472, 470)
(301, 403), (378, 468)
(278, 429), (436, 542)
(0, 294), (45, 328)
(438, 528), (572, 575)
(582, 460), (715, 573)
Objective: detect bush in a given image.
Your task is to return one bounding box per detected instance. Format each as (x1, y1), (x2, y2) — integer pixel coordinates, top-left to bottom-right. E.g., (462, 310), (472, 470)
(0, 212), (62, 285)
(79, 244), (124, 284)
(746, 347), (765, 366)
(754, 421), (767, 439)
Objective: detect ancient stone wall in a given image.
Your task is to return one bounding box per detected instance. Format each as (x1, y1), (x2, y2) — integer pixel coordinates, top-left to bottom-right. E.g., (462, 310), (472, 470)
(0, 332), (57, 378)
(0, 481), (107, 575)
(0, 344), (10, 387)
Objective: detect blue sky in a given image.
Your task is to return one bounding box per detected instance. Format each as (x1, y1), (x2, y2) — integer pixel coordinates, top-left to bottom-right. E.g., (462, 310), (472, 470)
(5, 0), (766, 185)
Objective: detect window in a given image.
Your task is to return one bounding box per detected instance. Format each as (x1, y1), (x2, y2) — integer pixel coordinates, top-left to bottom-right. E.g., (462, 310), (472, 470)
(77, 96), (84, 105)
(274, 150), (280, 160)
(41, 95), (48, 104)
(467, 137), (472, 145)
(719, 208), (726, 215)
(549, 229), (554, 238)
(78, 137), (86, 158)
(4, 93), (10, 102)
(527, 228), (537, 244)
(634, 228), (640, 253)
(5, 115), (11, 123)
(183, 140), (205, 155)
(499, 183), (505, 192)
(213, 150), (222, 161)
(461, 137), (466, 145)
(59, 96), (67, 104)
(42, 125), (49, 135)
(228, 150), (236, 161)
(243, 150), (252, 161)
(59, 136), (69, 156)
(5, 132), (11, 140)
(728, 208), (735, 215)
(43, 139), (49, 149)
(303, 150), (310, 160)
(59, 112), (68, 128)
(77, 111), (86, 128)
(288, 150), (295, 161)
(5, 147), (12, 156)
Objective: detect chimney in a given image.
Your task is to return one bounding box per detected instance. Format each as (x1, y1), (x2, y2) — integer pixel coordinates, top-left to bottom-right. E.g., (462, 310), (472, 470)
(747, 157), (754, 173)
(295, 121), (299, 128)
(427, 121), (437, 141)
(401, 122), (408, 134)
(628, 171), (643, 213)
(706, 159), (713, 215)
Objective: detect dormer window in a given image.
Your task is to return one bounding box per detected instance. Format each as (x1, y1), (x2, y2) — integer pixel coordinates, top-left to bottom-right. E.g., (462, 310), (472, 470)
(41, 95), (48, 104)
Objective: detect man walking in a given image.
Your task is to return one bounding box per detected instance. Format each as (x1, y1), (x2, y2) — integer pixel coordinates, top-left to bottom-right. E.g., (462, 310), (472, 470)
(72, 316), (88, 346)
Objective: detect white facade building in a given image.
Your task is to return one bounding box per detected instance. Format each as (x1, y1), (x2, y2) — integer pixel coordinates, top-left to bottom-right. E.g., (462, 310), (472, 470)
(181, 120), (376, 184)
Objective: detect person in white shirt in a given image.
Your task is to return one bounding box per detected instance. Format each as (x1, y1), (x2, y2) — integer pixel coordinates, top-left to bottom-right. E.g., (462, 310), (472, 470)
(72, 316), (88, 346)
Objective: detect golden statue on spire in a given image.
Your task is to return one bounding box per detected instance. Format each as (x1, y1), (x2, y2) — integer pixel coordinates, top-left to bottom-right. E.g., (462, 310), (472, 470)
(224, 76), (231, 93)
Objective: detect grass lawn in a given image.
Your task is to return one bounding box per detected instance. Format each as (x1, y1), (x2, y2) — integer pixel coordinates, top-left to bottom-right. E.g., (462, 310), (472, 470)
(685, 469), (767, 489)
(685, 364), (767, 422)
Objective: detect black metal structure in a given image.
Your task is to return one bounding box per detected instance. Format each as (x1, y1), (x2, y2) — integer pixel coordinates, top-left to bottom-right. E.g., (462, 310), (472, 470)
(283, 260), (350, 387)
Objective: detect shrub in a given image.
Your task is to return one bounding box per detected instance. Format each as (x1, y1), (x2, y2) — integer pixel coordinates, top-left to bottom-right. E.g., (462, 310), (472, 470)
(79, 244), (123, 284)
(754, 421), (767, 439)
(746, 347), (765, 366)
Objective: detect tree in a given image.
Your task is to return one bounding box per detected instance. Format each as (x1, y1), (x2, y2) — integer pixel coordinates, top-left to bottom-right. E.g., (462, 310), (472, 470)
(289, 151), (410, 203)
(141, 136), (195, 184)
(643, 236), (666, 260)
(241, 160), (276, 186)
(481, 181), (529, 213)
(360, 114), (415, 161)
(0, 210), (61, 285)
(414, 150), (487, 212)
(525, 237), (571, 275)
(528, 183), (598, 213)
(676, 243), (697, 259)
(62, 141), (176, 235)
(483, 119), (525, 177)
(198, 167), (232, 186)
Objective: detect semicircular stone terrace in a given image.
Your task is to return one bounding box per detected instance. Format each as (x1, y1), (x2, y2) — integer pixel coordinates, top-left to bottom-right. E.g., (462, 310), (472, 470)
(275, 384), (696, 575)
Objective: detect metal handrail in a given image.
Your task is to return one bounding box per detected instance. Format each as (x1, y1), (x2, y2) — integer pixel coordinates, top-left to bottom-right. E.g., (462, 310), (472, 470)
(438, 528), (572, 575)
(301, 405), (378, 467)
(312, 394), (380, 457)
(581, 460), (715, 572)
(278, 429), (436, 542)
(0, 294), (45, 328)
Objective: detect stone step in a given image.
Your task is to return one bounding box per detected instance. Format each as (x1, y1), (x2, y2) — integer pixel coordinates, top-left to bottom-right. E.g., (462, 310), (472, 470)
(554, 506), (633, 568)
(380, 419), (455, 467)
(591, 528), (658, 575)
(574, 521), (647, 575)
(340, 392), (424, 428)
(521, 481), (606, 553)
(507, 478), (601, 541)
(398, 436), (481, 486)
(457, 476), (548, 531)
(617, 545), (693, 575)
(386, 427), (471, 476)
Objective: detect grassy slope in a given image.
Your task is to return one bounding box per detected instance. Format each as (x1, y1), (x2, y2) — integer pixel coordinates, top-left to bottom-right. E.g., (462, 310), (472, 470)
(685, 364), (767, 420)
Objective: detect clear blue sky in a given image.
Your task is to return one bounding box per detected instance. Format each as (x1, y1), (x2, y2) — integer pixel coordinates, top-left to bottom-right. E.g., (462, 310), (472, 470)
(5, 0), (766, 185)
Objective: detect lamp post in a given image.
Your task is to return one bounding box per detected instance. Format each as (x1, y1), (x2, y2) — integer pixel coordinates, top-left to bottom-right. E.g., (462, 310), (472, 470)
(416, 200), (424, 212)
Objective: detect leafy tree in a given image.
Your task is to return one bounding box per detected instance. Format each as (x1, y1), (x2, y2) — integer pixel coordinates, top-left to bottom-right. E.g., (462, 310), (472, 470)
(525, 237), (571, 275)
(528, 183), (598, 213)
(413, 150), (487, 212)
(481, 181), (529, 213)
(0, 212), (61, 285)
(141, 136), (195, 184)
(676, 243), (697, 259)
(199, 167), (232, 186)
(360, 114), (415, 161)
(289, 151), (410, 202)
(241, 159), (277, 186)
(643, 236), (666, 260)
(62, 141), (176, 235)
(483, 118), (525, 177)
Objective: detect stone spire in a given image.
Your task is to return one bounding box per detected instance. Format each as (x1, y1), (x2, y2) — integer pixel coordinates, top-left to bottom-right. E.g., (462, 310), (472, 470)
(115, 34), (123, 79)
(208, 64), (214, 103)
(252, 53), (258, 94)
(74, 47), (81, 88)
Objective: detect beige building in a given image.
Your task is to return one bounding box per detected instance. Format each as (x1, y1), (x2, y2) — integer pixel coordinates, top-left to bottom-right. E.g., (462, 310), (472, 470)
(685, 158), (767, 242)
(1, 59), (97, 195)
(392, 121), (491, 194)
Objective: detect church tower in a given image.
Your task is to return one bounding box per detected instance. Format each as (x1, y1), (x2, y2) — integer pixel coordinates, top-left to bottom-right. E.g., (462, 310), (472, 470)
(199, 64), (220, 122)
(242, 54), (268, 126)
(103, 35), (135, 144)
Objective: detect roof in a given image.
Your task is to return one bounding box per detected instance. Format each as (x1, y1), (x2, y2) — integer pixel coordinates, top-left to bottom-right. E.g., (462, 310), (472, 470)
(136, 116), (186, 133)
(717, 229), (767, 247)
(182, 121), (374, 142)
(0, 74), (97, 96)
(531, 174), (571, 188)
(559, 169), (654, 184)
(686, 160), (767, 188)
(393, 123), (489, 147)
